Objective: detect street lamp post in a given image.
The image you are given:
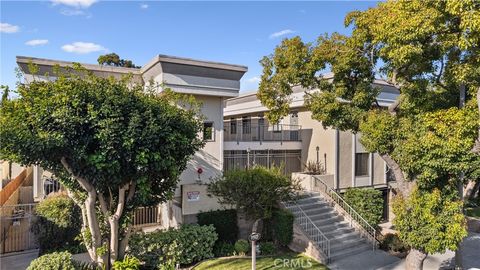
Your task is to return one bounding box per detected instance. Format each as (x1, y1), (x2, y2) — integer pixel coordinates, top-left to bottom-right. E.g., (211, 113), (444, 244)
(250, 219), (262, 270)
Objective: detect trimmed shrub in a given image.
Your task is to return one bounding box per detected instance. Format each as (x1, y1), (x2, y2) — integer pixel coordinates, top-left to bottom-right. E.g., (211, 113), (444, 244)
(113, 255), (141, 270)
(343, 187), (384, 226)
(208, 166), (301, 219)
(30, 194), (84, 255)
(197, 209), (238, 243)
(234, 239), (249, 255)
(272, 209), (294, 247)
(259, 242), (276, 255)
(27, 251), (76, 270)
(213, 241), (235, 257)
(128, 224), (217, 268)
(380, 233), (409, 253)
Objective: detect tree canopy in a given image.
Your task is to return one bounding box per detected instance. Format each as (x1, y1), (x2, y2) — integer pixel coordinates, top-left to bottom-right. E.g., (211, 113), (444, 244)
(0, 65), (203, 264)
(97, 53), (140, 68)
(208, 166), (300, 219)
(258, 1), (480, 269)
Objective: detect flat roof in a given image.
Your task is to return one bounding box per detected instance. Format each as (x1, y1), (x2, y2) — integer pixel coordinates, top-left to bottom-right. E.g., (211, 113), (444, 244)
(16, 56), (142, 74)
(141, 54), (248, 74)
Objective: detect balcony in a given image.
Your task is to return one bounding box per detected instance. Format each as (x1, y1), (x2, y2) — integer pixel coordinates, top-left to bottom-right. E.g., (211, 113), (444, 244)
(224, 121), (302, 151)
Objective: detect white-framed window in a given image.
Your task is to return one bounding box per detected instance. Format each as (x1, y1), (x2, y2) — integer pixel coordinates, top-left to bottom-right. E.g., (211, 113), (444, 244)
(203, 122), (215, 141)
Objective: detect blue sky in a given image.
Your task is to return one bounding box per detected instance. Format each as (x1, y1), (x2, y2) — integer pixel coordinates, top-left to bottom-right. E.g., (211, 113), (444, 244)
(1, 1), (377, 92)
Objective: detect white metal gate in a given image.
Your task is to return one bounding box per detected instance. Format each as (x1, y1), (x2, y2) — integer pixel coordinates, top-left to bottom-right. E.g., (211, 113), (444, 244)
(0, 203), (37, 254)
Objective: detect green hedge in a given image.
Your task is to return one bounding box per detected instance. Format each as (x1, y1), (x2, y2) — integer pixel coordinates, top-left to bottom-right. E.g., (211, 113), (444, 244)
(234, 239), (249, 255)
(197, 209), (238, 243)
(30, 194), (84, 255)
(272, 209), (294, 247)
(128, 224), (217, 269)
(27, 251), (76, 270)
(343, 187), (384, 226)
(213, 241), (235, 257)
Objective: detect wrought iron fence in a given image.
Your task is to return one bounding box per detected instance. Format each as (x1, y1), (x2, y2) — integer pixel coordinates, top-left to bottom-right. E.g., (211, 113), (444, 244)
(311, 175), (378, 250)
(132, 206), (160, 227)
(224, 122), (301, 142)
(224, 150), (301, 175)
(283, 201), (331, 263)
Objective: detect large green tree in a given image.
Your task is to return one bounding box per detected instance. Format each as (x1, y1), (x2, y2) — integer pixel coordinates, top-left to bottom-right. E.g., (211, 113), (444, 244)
(0, 65), (203, 265)
(97, 53), (140, 68)
(258, 1), (480, 269)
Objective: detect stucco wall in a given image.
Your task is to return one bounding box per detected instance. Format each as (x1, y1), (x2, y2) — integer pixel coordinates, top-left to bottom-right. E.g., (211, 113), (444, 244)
(181, 184), (226, 216)
(297, 110), (336, 175)
(178, 95), (224, 199)
(338, 131), (353, 189)
(373, 153), (386, 185)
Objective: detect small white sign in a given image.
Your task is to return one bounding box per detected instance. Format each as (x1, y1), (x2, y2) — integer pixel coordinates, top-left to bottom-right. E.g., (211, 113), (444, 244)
(187, 191), (200, 201)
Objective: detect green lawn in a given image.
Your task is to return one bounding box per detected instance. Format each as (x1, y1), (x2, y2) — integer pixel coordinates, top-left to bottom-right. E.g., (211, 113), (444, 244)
(194, 253), (327, 270)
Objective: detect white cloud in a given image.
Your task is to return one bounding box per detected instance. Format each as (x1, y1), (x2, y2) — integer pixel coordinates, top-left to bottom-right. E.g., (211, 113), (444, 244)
(0, 23), (20, 33)
(61, 9), (86, 16)
(61, 42), (106, 54)
(51, 0), (97, 8)
(140, 4), (148, 9)
(247, 76), (261, 83)
(25, 39), (49, 46)
(269, 29), (295, 39)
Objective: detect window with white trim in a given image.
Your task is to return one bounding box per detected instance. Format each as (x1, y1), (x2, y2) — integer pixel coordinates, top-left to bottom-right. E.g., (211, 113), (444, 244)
(203, 122), (214, 141)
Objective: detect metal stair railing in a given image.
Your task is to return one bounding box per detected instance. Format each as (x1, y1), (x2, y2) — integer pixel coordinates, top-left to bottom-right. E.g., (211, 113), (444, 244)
(311, 175), (378, 251)
(282, 201), (331, 262)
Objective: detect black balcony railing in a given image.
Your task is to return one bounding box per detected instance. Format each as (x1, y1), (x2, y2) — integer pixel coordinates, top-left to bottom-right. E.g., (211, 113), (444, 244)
(224, 121), (301, 142)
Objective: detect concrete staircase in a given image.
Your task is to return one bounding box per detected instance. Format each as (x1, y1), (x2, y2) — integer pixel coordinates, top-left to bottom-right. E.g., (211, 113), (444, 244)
(285, 193), (373, 262)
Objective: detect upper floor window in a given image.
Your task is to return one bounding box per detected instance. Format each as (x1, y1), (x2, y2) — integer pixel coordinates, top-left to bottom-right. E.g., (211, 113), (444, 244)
(230, 118), (237, 134)
(203, 122), (214, 141)
(355, 153), (369, 177)
(272, 122), (282, 133)
(242, 117), (251, 134)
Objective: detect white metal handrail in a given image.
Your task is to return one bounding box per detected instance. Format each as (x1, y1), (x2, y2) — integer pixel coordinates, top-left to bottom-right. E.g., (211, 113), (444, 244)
(311, 175), (378, 250)
(282, 201), (331, 262)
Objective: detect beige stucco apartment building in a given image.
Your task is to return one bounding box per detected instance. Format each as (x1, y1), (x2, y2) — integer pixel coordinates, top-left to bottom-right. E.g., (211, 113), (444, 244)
(11, 54), (247, 227)
(223, 76), (399, 220)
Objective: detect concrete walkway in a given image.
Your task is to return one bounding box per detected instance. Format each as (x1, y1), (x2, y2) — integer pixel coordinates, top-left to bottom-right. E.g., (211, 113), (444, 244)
(0, 249), (38, 270)
(329, 249), (400, 270)
(380, 232), (480, 270)
(329, 232), (480, 270)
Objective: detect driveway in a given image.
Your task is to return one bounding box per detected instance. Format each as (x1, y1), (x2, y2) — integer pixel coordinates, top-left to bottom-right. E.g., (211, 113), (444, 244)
(0, 249), (38, 270)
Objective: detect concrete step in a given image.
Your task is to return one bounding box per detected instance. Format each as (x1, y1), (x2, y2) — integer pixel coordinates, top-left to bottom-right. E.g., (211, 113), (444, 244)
(302, 206), (334, 216)
(316, 221), (350, 233)
(307, 210), (338, 222)
(329, 231), (364, 243)
(297, 201), (330, 210)
(323, 227), (355, 238)
(330, 238), (368, 253)
(313, 215), (344, 227)
(296, 196), (325, 204)
(329, 242), (372, 262)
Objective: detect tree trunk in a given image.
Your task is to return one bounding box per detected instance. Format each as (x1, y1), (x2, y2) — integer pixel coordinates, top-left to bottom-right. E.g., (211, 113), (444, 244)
(85, 191), (105, 264)
(380, 153), (415, 197)
(473, 87), (480, 153)
(464, 180), (480, 200)
(109, 217), (119, 262)
(406, 248), (427, 270)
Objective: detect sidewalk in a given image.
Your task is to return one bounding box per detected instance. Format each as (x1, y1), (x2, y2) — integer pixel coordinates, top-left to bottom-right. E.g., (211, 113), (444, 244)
(0, 249), (38, 270)
(380, 232), (480, 270)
